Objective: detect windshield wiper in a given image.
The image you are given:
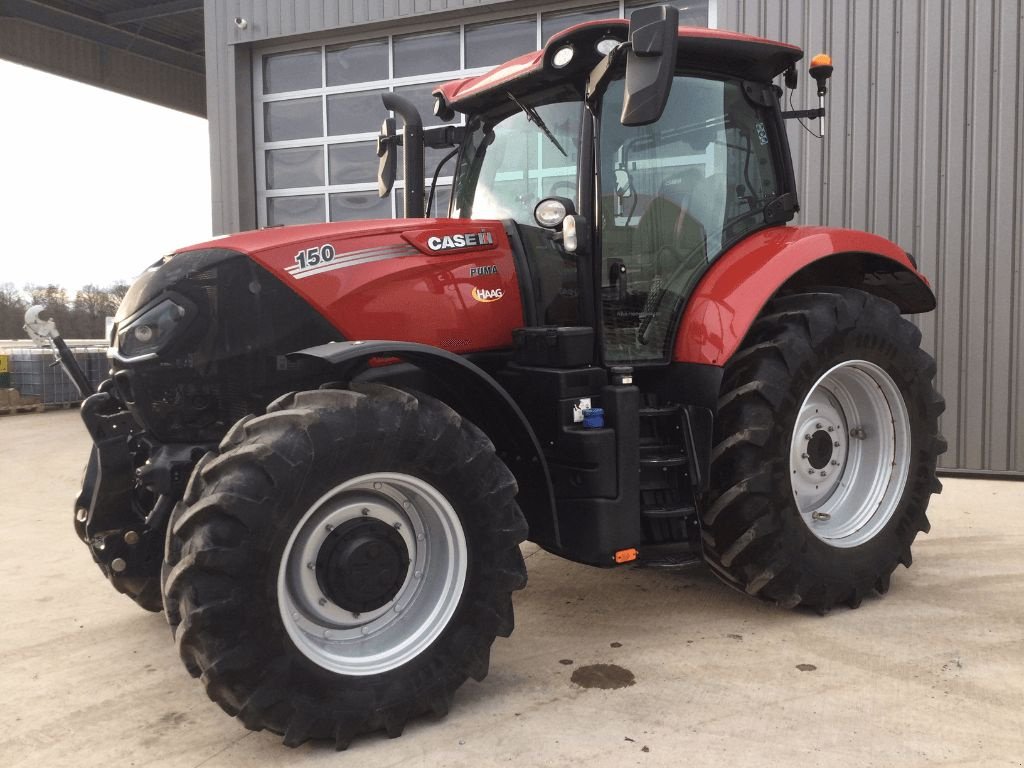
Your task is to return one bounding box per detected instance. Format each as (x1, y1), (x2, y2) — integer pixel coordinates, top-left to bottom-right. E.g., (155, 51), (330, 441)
(507, 92), (567, 158)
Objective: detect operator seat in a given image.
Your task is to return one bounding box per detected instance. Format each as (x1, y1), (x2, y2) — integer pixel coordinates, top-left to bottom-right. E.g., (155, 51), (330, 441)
(634, 168), (708, 285)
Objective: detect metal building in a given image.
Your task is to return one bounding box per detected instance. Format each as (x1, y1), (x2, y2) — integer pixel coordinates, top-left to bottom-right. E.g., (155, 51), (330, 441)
(3, 0), (1022, 476)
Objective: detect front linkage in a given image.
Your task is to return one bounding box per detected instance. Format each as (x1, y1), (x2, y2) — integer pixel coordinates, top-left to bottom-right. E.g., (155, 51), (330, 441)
(75, 388), (210, 610)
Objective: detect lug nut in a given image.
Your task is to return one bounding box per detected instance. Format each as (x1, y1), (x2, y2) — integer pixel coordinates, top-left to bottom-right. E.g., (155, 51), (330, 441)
(808, 469), (815, 474)
(828, 426), (834, 432)
(123, 531), (140, 546)
(361, 508), (369, 516)
(834, 441), (841, 448)
(831, 460), (840, 466)
(820, 471), (827, 476)
(801, 453), (808, 459)
(307, 561), (315, 570)
(393, 522), (402, 530)
(815, 423), (822, 429)
(111, 558), (127, 573)
(804, 434), (811, 441)
(325, 524), (334, 532)
(318, 597), (327, 606)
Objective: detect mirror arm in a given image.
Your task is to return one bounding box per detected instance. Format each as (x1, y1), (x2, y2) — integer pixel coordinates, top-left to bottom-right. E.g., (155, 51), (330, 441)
(586, 42), (629, 105)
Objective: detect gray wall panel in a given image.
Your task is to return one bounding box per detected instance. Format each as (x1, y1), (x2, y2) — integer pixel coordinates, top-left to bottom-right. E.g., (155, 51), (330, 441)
(720, 0), (1024, 474)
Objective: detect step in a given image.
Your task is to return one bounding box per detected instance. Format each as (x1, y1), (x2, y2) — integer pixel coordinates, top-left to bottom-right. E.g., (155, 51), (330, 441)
(639, 552), (703, 569)
(639, 404), (682, 418)
(641, 504), (696, 518)
(639, 451), (687, 469)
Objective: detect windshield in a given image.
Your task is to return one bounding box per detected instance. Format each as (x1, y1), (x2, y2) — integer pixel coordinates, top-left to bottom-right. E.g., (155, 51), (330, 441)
(452, 91), (583, 225)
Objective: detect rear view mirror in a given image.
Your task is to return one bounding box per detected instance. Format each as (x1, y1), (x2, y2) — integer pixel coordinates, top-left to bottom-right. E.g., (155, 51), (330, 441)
(377, 117), (397, 198)
(621, 4), (679, 126)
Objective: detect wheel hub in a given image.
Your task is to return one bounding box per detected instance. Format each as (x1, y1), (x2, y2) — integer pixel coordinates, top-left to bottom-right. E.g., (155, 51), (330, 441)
(789, 360), (911, 548)
(316, 518), (410, 613)
(277, 473), (467, 676)
(790, 391), (848, 509)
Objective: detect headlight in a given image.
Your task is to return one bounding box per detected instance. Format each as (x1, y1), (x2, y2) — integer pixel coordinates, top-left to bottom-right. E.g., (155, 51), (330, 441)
(116, 299), (188, 361)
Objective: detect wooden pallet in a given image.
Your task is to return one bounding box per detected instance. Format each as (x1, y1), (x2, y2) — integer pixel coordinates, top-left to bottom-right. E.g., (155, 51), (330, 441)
(0, 388), (44, 415)
(0, 402), (45, 416)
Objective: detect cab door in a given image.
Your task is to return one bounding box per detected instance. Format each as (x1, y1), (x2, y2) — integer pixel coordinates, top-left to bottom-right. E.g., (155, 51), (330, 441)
(596, 75), (784, 364)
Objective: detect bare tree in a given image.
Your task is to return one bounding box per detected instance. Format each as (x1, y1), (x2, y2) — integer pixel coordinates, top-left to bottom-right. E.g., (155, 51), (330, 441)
(0, 283), (28, 339)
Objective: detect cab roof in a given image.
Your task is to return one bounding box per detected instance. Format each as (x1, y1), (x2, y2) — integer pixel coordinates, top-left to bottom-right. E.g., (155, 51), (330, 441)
(434, 19), (803, 114)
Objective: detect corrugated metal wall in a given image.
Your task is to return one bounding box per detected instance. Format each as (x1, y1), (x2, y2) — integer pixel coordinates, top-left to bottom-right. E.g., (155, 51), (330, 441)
(719, 0), (1024, 475)
(205, 0), (1024, 474)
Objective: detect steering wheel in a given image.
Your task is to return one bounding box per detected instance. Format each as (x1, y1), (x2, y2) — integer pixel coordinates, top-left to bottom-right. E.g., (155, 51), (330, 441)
(547, 180), (577, 199)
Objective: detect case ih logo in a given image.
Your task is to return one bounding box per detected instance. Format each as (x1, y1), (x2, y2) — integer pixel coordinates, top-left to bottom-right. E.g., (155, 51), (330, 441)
(427, 231), (494, 251)
(471, 287), (504, 303)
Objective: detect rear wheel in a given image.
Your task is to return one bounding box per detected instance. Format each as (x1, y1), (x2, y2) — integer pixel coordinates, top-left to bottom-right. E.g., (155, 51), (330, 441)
(161, 384), (528, 748)
(702, 289), (946, 611)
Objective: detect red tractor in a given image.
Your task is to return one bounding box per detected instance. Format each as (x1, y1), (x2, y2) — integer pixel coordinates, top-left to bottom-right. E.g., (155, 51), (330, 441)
(64, 5), (944, 749)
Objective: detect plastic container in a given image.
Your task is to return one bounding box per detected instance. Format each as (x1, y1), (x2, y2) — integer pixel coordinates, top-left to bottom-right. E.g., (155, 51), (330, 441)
(582, 407), (605, 429)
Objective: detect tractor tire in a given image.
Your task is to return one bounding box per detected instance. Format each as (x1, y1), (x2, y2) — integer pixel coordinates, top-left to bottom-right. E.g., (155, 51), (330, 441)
(702, 288), (946, 612)
(161, 384), (528, 748)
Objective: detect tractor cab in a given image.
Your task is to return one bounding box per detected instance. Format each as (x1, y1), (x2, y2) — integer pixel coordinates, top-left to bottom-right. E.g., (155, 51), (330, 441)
(403, 7), (803, 367)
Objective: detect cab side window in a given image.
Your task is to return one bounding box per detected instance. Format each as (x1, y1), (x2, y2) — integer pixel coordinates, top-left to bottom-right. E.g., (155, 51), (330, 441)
(599, 75), (780, 362)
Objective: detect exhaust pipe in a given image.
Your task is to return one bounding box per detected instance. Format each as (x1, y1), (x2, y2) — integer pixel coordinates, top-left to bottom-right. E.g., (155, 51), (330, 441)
(381, 93), (425, 218)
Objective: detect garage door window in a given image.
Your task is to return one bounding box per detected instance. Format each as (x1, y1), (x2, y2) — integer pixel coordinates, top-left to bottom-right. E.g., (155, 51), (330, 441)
(254, 1), (713, 226)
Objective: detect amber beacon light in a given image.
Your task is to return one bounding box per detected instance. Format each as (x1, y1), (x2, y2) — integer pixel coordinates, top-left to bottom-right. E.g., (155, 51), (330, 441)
(808, 53), (833, 135)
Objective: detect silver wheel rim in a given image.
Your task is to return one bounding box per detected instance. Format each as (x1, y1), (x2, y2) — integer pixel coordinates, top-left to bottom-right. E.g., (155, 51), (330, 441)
(789, 360), (911, 548)
(277, 472), (467, 676)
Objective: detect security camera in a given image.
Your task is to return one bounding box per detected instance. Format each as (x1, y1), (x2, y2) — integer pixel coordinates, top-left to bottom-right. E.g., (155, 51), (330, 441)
(234, 17), (248, 30)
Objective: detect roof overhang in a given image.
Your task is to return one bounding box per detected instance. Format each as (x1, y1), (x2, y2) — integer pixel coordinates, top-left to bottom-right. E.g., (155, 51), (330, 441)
(0, 0), (205, 116)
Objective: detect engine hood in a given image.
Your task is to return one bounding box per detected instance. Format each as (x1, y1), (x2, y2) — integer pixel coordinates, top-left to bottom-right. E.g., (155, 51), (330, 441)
(185, 218), (523, 356)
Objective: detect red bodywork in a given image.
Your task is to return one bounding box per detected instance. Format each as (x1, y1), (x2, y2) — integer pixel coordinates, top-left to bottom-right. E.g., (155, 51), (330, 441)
(184, 220), (932, 370)
(184, 219), (523, 355)
(673, 226), (932, 365)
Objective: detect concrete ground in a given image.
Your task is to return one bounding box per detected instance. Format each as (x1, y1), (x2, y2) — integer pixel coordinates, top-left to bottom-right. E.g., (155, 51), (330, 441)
(1, 409), (1022, 768)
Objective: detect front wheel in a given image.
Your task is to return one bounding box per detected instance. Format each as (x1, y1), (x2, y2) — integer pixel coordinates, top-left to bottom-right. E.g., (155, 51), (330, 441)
(161, 385), (528, 748)
(702, 289), (946, 611)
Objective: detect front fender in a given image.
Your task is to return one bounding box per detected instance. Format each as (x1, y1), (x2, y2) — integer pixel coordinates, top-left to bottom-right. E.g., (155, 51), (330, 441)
(291, 340), (559, 549)
(674, 226), (936, 366)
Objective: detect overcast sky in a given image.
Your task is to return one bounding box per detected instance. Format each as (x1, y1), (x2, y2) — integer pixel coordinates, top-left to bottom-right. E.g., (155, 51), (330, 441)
(0, 60), (212, 294)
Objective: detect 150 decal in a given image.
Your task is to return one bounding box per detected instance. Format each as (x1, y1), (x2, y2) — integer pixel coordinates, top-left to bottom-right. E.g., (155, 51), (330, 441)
(294, 244), (336, 270)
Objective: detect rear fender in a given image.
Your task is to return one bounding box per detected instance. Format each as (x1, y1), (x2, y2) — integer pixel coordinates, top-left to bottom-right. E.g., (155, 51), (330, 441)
(674, 226), (937, 366)
(291, 340), (559, 548)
